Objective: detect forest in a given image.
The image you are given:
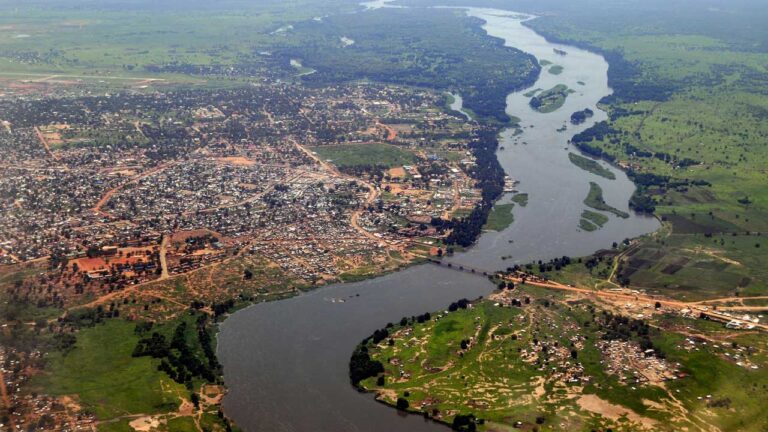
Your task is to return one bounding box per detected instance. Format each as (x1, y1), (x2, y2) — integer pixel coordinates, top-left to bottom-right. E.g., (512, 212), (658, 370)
(276, 8), (540, 122)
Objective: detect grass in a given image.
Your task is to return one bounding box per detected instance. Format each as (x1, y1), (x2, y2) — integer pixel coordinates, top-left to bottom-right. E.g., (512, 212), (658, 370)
(568, 153), (615, 180)
(484, 203), (514, 231)
(579, 218), (598, 231)
(584, 182), (629, 218)
(31, 320), (184, 420)
(511, 192), (529, 207)
(309, 143), (417, 168)
(581, 210), (609, 229)
(166, 417), (199, 432)
(97, 421), (134, 432)
(358, 292), (768, 431)
(529, 84), (571, 113)
(617, 232), (768, 300)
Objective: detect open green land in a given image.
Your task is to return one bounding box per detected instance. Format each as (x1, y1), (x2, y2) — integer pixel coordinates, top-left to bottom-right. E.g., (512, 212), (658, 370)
(309, 143), (417, 168)
(584, 182), (629, 218)
(548, 65), (564, 75)
(615, 233), (768, 300)
(0, 0), (362, 78)
(580, 209), (609, 232)
(529, 84), (572, 113)
(484, 203), (514, 231)
(28, 315), (232, 430)
(568, 153), (615, 180)
(30, 320), (184, 420)
(357, 290), (768, 431)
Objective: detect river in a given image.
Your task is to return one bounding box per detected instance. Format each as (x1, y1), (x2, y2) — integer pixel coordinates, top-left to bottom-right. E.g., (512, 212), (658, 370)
(218, 7), (659, 432)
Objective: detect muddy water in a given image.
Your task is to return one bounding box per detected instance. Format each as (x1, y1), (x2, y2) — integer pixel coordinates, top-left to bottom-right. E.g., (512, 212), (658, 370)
(217, 266), (495, 432)
(444, 9), (659, 271)
(218, 8), (659, 432)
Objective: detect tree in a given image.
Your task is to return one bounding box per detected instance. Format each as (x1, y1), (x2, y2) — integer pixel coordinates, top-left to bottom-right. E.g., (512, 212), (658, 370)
(452, 414), (477, 431)
(396, 397), (409, 411)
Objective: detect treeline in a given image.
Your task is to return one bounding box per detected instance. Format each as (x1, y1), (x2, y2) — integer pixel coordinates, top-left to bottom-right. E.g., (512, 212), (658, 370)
(444, 128), (505, 247)
(627, 170), (711, 213)
(349, 345), (384, 386)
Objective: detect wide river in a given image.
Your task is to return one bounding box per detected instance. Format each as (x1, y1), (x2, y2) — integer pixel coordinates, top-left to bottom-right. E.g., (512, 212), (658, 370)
(217, 7), (660, 431)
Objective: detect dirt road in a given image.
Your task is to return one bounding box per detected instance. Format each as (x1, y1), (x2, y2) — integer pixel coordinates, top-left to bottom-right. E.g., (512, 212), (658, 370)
(92, 162), (177, 214)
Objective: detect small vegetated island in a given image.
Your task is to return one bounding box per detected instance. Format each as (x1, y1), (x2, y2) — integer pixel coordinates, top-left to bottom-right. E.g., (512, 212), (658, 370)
(569, 108), (594, 125)
(528, 84), (573, 113)
(580, 209), (609, 231)
(548, 64), (564, 75)
(584, 181), (628, 218)
(568, 153), (615, 180)
(351, 283), (768, 431)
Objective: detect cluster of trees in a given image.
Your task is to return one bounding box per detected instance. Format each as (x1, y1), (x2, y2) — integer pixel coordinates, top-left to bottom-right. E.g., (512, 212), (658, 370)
(598, 311), (663, 357)
(452, 414), (480, 431)
(535, 256), (573, 273)
(132, 315), (221, 386)
(349, 345), (384, 386)
(448, 298), (471, 312)
(570, 121), (618, 162)
(570, 108), (594, 125)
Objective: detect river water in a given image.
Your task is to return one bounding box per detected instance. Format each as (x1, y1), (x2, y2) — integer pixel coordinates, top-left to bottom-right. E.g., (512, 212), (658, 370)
(218, 7), (660, 432)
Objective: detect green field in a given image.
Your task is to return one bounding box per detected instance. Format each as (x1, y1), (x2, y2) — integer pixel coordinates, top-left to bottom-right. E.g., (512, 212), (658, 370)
(357, 290), (768, 431)
(484, 203), (514, 231)
(529, 84), (572, 113)
(31, 320), (184, 420)
(584, 182), (629, 218)
(568, 153), (615, 180)
(309, 143), (417, 168)
(616, 233), (768, 300)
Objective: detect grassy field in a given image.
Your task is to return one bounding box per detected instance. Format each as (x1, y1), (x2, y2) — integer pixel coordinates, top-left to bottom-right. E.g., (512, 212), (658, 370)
(0, 0), (361, 75)
(358, 288), (768, 431)
(31, 320), (184, 420)
(617, 233), (768, 300)
(568, 153), (615, 180)
(584, 182), (629, 218)
(309, 143), (417, 168)
(483, 203), (514, 231)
